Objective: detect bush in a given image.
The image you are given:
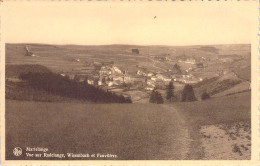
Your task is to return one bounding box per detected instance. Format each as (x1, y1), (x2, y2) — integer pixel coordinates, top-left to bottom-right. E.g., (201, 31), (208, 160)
(201, 92), (210, 100)
(149, 90), (164, 104)
(166, 81), (174, 101)
(181, 84), (197, 102)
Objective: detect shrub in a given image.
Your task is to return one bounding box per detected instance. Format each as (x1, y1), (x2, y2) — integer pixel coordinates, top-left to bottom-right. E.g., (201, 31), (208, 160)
(201, 92), (210, 100)
(150, 90), (164, 104)
(166, 81), (174, 101)
(181, 84), (197, 102)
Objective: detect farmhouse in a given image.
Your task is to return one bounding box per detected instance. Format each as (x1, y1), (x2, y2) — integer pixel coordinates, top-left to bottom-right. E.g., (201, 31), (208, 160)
(147, 72), (154, 77)
(113, 76), (124, 82)
(147, 80), (156, 87)
(151, 76), (157, 81)
(182, 79), (200, 84)
(123, 76), (134, 83)
(154, 74), (171, 82)
(219, 58), (233, 63)
(87, 80), (94, 85)
(172, 74), (200, 84)
(145, 85), (154, 91)
(112, 66), (122, 74)
(196, 62), (204, 68)
(99, 66), (112, 75)
(178, 58), (196, 64)
(107, 81), (114, 87)
(98, 80), (103, 86)
(131, 49), (139, 54)
(136, 70), (147, 76)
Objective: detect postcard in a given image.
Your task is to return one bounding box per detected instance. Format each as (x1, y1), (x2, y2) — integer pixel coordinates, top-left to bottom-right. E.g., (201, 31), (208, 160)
(0, 1), (259, 165)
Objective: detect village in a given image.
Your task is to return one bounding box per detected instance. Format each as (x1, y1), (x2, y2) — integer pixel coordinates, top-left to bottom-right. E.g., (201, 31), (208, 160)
(59, 57), (205, 95)
(22, 45), (245, 102)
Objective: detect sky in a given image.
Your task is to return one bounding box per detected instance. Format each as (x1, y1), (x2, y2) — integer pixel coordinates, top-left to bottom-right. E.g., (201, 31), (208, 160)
(2, 1), (257, 46)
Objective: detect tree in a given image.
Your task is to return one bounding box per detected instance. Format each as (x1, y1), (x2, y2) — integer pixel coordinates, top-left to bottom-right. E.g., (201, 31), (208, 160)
(181, 84), (197, 102)
(150, 90), (164, 104)
(172, 64), (182, 74)
(19, 72), (132, 103)
(166, 81), (174, 100)
(149, 90), (156, 103)
(201, 92), (210, 100)
(155, 91), (164, 104)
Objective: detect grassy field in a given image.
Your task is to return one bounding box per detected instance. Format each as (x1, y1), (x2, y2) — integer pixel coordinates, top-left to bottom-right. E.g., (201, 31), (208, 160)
(174, 91), (250, 126)
(6, 91), (250, 160)
(172, 91), (251, 159)
(6, 100), (186, 160)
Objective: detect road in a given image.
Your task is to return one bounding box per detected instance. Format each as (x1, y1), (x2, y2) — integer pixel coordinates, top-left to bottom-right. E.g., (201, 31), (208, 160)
(158, 104), (193, 159)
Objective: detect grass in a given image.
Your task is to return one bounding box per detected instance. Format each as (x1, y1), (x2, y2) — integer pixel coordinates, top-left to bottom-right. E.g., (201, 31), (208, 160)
(6, 81), (84, 102)
(6, 64), (51, 78)
(6, 100), (182, 160)
(174, 91), (250, 126)
(172, 91), (251, 159)
(5, 91), (251, 160)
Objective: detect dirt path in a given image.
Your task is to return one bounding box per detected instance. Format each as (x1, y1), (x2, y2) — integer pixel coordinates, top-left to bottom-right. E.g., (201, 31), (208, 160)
(160, 104), (192, 159)
(148, 58), (168, 72)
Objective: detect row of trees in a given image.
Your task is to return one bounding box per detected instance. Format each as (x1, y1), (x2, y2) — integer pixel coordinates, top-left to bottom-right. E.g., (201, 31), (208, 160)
(149, 81), (210, 104)
(20, 72), (132, 103)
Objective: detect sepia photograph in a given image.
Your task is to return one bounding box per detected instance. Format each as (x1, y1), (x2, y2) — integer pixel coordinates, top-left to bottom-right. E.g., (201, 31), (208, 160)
(2, 1), (257, 162)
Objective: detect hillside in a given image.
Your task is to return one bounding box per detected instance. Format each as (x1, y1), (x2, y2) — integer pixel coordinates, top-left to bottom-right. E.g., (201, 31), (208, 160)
(6, 64), (51, 78)
(6, 64), (131, 103)
(6, 91), (250, 160)
(193, 70), (250, 99)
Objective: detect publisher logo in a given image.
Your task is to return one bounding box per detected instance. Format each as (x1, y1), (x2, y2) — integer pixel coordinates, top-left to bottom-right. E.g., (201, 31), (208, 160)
(13, 147), (22, 156)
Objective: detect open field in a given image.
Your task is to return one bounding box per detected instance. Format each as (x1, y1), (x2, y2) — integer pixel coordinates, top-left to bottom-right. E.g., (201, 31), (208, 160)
(6, 44), (250, 74)
(6, 91), (250, 160)
(174, 91), (250, 126)
(6, 100), (188, 160)
(173, 91), (251, 159)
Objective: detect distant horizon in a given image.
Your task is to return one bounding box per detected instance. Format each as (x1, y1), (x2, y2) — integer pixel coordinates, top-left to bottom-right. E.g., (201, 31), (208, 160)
(6, 42), (251, 47)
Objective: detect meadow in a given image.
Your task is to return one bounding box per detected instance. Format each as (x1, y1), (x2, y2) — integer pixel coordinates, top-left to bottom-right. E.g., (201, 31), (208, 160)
(173, 91), (251, 159)
(6, 100), (183, 160)
(6, 91), (250, 160)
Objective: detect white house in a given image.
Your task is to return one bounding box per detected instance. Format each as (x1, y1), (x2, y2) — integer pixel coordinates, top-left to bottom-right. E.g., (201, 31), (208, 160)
(147, 80), (156, 87)
(112, 66), (122, 74)
(145, 85), (154, 91)
(178, 58), (196, 64)
(87, 80), (94, 85)
(107, 81), (114, 87)
(147, 72), (154, 77)
(151, 76), (157, 81)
